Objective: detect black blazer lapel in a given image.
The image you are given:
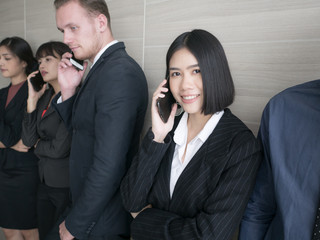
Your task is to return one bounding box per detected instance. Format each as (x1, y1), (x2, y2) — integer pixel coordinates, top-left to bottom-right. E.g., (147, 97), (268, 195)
(155, 141), (176, 208)
(169, 109), (249, 207)
(38, 88), (55, 120)
(4, 81), (28, 112)
(71, 42), (127, 128)
(0, 86), (9, 118)
(74, 42), (126, 105)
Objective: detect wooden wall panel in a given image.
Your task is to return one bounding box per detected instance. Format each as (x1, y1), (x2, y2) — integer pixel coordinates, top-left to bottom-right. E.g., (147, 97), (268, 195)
(143, 0), (320, 134)
(0, 0), (25, 87)
(107, 0), (145, 66)
(25, 0), (62, 50)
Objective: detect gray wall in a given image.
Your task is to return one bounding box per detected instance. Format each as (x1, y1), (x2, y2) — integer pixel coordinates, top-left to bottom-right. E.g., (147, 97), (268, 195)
(1, 0), (320, 239)
(1, 0), (320, 135)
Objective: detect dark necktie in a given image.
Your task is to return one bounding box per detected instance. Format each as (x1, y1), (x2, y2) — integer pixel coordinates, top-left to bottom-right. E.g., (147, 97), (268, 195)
(312, 205), (320, 239)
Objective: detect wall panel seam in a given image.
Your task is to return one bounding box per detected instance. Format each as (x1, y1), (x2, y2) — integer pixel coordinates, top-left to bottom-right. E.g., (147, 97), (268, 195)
(142, 0), (146, 70)
(24, 0), (27, 39)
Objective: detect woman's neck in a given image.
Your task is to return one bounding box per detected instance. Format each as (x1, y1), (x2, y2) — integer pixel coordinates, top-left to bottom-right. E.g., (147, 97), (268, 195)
(188, 112), (212, 129)
(11, 73), (27, 85)
(186, 112), (213, 144)
(49, 79), (61, 94)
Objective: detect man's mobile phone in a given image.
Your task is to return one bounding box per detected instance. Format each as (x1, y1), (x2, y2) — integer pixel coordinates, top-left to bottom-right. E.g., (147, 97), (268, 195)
(156, 78), (176, 123)
(70, 52), (84, 71)
(30, 71), (45, 92)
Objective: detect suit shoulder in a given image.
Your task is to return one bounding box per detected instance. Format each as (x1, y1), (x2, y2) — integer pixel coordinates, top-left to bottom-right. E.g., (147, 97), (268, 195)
(98, 47), (144, 77)
(206, 109), (258, 157)
(270, 79), (320, 105)
(0, 85), (9, 93)
(220, 109), (253, 135)
(264, 79), (320, 117)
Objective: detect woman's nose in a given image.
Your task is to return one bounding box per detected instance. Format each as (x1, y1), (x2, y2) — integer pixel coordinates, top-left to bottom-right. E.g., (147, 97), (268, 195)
(180, 74), (193, 89)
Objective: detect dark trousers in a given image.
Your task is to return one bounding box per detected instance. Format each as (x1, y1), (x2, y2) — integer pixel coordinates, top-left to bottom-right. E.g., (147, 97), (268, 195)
(37, 182), (70, 240)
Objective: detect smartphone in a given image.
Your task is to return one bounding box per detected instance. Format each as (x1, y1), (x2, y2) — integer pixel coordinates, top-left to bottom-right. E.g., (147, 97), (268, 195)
(30, 71), (45, 92)
(156, 79), (176, 123)
(70, 52), (84, 71)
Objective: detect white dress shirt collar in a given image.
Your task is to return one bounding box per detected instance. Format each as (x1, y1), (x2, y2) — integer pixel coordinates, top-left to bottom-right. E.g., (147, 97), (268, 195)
(173, 110), (224, 147)
(170, 110), (224, 198)
(91, 40), (119, 68)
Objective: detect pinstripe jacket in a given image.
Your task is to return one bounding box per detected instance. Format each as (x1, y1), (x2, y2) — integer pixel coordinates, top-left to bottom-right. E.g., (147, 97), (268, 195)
(121, 108), (261, 240)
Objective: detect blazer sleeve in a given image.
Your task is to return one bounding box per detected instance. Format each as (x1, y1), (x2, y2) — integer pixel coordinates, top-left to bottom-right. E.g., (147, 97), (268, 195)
(130, 131), (262, 240)
(120, 129), (171, 212)
(64, 64), (147, 238)
(0, 116), (24, 147)
(34, 118), (71, 159)
(239, 104), (277, 240)
(51, 93), (76, 134)
(22, 109), (39, 147)
(0, 95), (27, 147)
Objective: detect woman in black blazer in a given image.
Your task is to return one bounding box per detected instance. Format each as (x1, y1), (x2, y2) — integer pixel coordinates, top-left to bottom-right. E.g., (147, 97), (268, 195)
(121, 29), (262, 240)
(0, 37), (39, 240)
(21, 41), (72, 240)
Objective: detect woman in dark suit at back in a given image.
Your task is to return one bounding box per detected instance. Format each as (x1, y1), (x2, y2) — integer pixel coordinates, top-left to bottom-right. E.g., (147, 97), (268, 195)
(0, 37), (39, 240)
(121, 29), (262, 240)
(21, 41), (72, 240)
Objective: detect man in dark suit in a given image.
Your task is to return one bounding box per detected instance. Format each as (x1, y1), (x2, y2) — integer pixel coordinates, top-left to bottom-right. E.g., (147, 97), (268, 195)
(239, 80), (320, 240)
(51, 0), (148, 239)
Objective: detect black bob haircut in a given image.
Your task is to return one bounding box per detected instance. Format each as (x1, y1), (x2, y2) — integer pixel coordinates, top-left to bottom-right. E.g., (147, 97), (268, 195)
(165, 29), (235, 115)
(0, 36), (37, 75)
(36, 41), (70, 60)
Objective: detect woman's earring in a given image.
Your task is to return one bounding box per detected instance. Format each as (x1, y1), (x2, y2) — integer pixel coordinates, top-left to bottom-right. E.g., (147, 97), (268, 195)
(175, 102), (184, 116)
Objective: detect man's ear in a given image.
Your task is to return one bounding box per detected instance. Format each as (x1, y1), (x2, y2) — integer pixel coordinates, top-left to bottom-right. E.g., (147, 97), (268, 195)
(96, 13), (108, 32)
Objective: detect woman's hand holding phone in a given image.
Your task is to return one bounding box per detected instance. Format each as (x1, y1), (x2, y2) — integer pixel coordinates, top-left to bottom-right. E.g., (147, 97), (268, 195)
(26, 71), (46, 113)
(151, 79), (177, 143)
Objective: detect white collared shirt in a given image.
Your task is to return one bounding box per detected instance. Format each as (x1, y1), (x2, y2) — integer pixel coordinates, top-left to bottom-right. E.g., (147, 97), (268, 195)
(91, 40), (118, 68)
(169, 110), (224, 198)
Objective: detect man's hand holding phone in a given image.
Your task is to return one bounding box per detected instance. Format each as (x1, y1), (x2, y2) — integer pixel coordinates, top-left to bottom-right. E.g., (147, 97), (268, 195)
(58, 52), (87, 101)
(70, 52), (84, 71)
(151, 79), (177, 143)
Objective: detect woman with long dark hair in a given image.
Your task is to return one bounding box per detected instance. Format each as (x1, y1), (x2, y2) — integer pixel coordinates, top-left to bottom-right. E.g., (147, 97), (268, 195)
(22, 41), (72, 240)
(0, 37), (39, 240)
